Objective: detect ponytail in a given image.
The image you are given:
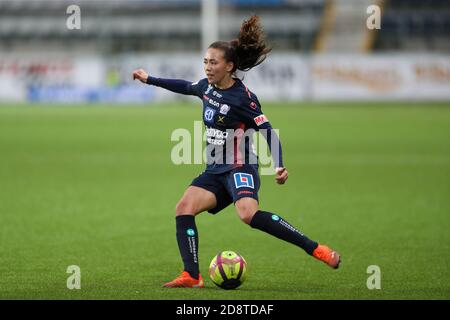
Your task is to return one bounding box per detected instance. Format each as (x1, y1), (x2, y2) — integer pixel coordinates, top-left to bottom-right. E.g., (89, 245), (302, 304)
(209, 15), (271, 73)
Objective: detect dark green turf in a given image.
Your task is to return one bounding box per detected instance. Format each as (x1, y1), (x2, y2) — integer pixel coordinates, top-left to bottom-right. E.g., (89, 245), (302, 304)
(0, 102), (449, 299)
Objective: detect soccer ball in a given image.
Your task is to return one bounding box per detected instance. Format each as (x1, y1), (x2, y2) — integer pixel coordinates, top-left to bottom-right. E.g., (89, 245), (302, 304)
(209, 251), (247, 290)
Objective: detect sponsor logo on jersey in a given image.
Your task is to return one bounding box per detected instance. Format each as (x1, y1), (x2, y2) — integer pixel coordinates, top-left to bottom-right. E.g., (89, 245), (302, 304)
(253, 114), (268, 126)
(206, 126), (228, 145)
(250, 102), (257, 109)
(213, 91), (222, 98)
(216, 115), (225, 124)
(203, 95), (221, 108)
(220, 104), (230, 115)
(205, 127), (229, 139)
(205, 84), (213, 95)
(204, 107), (216, 123)
(234, 173), (255, 189)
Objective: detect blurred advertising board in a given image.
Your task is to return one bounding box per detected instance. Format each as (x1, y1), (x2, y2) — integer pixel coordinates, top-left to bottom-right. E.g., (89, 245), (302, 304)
(311, 54), (450, 101)
(0, 53), (449, 103)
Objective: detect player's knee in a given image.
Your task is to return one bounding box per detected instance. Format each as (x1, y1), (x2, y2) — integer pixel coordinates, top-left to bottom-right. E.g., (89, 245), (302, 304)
(235, 202), (257, 225)
(175, 199), (197, 216)
(239, 212), (255, 225)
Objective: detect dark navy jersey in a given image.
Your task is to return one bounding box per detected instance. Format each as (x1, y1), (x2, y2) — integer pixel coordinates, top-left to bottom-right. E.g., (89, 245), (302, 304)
(147, 76), (283, 174)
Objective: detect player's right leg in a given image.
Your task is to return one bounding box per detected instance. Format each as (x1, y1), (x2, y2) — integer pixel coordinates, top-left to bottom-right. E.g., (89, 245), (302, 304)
(229, 165), (341, 269)
(163, 186), (217, 288)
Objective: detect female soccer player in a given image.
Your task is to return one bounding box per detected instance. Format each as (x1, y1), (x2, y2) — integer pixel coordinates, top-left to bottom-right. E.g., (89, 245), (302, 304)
(133, 16), (340, 288)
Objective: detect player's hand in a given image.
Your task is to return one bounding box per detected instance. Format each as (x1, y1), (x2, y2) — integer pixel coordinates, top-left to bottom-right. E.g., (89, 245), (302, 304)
(275, 167), (288, 185)
(132, 68), (149, 83)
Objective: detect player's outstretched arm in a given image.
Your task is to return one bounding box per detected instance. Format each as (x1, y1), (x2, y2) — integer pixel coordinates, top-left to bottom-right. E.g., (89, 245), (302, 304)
(132, 68), (198, 96)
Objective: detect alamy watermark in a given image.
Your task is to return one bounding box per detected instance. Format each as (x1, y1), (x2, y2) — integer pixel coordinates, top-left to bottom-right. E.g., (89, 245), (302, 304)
(366, 5), (381, 30)
(170, 121), (281, 176)
(67, 265), (81, 290)
(66, 5), (81, 30)
(366, 265), (381, 290)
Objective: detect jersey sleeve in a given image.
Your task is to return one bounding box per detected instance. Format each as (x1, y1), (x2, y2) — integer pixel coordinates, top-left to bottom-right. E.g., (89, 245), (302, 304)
(146, 77), (207, 99)
(237, 93), (284, 168)
(237, 93), (269, 130)
(188, 78), (208, 98)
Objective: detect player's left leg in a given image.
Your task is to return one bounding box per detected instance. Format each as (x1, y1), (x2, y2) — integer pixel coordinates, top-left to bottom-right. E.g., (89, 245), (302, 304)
(234, 198), (316, 255)
(228, 165), (340, 269)
(234, 197), (341, 269)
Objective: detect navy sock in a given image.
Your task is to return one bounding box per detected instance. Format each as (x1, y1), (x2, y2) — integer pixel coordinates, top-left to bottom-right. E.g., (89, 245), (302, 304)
(249, 210), (319, 255)
(175, 215), (199, 279)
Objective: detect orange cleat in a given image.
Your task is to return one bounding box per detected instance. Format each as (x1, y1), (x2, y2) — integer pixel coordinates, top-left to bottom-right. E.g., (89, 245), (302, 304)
(313, 244), (341, 269)
(163, 271), (204, 288)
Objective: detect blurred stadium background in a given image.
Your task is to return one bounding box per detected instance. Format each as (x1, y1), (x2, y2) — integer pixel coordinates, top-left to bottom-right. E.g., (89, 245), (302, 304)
(0, 0), (449, 300)
(0, 0), (449, 103)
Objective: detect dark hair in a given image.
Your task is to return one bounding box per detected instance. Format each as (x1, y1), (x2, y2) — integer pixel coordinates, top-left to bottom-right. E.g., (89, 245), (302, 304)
(209, 15), (271, 73)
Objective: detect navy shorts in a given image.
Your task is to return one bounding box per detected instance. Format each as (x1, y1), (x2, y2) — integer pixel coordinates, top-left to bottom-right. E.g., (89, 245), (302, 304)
(190, 165), (260, 214)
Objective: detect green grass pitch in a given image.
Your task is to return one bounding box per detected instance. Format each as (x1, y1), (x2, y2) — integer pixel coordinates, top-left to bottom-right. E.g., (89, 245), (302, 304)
(0, 102), (449, 299)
